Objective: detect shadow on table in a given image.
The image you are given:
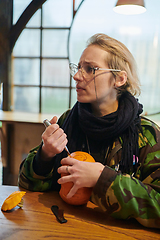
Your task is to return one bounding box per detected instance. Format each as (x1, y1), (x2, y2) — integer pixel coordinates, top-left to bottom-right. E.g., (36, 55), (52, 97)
(37, 191), (160, 234)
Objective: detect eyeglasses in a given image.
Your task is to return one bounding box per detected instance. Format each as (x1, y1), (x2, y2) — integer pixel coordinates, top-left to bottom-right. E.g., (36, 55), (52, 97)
(69, 63), (121, 80)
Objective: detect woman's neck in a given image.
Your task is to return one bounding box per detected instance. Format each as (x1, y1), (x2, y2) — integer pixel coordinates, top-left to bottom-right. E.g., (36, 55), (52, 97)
(91, 99), (118, 117)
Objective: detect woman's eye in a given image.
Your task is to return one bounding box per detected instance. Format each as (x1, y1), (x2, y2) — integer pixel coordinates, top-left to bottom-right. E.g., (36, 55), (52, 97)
(78, 65), (81, 71)
(85, 65), (93, 74)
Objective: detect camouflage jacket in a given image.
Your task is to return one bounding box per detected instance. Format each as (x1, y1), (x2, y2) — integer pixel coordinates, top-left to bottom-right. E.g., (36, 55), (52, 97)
(18, 114), (160, 229)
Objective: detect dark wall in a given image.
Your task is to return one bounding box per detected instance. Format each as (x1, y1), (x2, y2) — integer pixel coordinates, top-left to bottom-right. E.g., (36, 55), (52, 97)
(0, 0), (13, 110)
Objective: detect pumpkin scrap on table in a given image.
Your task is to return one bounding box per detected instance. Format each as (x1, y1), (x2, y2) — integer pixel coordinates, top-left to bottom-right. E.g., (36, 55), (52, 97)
(1, 191), (26, 211)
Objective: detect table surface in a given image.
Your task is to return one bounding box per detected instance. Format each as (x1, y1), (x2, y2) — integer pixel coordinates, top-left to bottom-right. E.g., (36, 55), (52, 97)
(0, 186), (159, 240)
(0, 110), (160, 126)
(0, 110), (57, 124)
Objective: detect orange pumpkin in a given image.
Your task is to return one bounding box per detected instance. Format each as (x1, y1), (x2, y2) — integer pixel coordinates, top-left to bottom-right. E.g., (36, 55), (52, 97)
(59, 151), (95, 205)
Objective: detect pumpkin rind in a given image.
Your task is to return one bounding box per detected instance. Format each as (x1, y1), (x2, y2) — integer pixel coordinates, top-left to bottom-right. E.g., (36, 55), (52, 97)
(59, 151), (95, 205)
(1, 191), (26, 211)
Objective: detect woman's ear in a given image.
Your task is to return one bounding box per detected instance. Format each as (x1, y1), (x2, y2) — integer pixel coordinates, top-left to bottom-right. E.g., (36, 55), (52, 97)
(115, 71), (127, 87)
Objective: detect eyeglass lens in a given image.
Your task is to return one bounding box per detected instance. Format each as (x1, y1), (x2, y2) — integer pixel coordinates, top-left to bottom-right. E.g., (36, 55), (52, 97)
(70, 63), (94, 79)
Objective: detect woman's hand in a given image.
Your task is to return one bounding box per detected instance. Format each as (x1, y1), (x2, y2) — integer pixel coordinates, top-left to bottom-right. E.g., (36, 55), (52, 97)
(41, 116), (68, 159)
(57, 156), (105, 198)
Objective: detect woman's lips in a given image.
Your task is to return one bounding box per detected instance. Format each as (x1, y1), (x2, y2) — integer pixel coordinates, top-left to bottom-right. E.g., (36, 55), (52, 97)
(76, 86), (85, 92)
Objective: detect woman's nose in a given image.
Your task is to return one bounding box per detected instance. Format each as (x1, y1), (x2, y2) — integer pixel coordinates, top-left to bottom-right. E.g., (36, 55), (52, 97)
(73, 70), (84, 81)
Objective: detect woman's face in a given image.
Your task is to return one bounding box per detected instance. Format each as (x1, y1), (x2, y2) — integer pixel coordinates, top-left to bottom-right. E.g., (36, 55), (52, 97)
(73, 45), (118, 112)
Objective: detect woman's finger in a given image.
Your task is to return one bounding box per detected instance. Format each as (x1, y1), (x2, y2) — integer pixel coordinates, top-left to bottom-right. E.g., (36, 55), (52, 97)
(50, 116), (58, 124)
(60, 156), (78, 166)
(66, 186), (78, 198)
(57, 173), (72, 184)
(58, 165), (72, 175)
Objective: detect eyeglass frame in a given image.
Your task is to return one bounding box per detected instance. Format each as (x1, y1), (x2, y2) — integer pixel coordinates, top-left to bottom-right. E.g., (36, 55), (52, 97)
(69, 63), (121, 79)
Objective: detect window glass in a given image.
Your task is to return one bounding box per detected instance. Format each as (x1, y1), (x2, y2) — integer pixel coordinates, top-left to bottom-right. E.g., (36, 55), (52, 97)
(0, 83), (3, 110)
(42, 59), (70, 86)
(71, 88), (77, 108)
(13, 59), (40, 85)
(12, 0), (160, 116)
(42, 30), (69, 57)
(71, 76), (76, 87)
(13, 29), (40, 57)
(13, 0), (31, 24)
(13, 87), (39, 113)
(26, 9), (41, 27)
(42, 88), (69, 114)
(69, 0), (160, 114)
(42, 0), (72, 27)
(75, 0), (84, 10)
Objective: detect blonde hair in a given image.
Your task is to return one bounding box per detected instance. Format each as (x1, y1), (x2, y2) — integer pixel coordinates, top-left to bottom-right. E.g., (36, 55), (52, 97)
(87, 33), (141, 96)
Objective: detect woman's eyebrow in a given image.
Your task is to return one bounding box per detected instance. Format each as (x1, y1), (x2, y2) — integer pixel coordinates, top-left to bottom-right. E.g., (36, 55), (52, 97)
(79, 61), (98, 65)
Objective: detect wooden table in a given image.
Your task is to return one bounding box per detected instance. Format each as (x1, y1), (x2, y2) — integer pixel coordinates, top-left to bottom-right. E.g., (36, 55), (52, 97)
(0, 110), (159, 186)
(0, 110), (56, 185)
(0, 186), (159, 240)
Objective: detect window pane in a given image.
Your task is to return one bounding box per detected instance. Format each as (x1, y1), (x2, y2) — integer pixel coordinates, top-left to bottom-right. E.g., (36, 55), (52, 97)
(42, 0), (72, 27)
(42, 88), (69, 114)
(75, 0), (83, 10)
(13, 59), (40, 85)
(71, 88), (77, 108)
(42, 30), (69, 57)
(42, 59), (69, 86)
(13, 87), (39, 113)
(13, 0), (31, 24)
(72, 77), (76, 88)
(69, 0), (160, 114)
(13, 29), (40, 57)
(0, 83), (3, 110)
(26, 9), (41, 27)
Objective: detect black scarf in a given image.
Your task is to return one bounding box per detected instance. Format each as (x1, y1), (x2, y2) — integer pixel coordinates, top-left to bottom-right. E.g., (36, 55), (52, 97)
(60, 91), (143, 173)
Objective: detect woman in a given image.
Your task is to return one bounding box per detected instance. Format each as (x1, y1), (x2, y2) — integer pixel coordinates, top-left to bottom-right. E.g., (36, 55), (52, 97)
(18, 33), (160, 228)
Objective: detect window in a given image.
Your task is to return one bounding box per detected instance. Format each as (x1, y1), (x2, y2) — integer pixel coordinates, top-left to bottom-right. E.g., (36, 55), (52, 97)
(12, 0), (160, 117)
(69, 0), (160, 116)
(13, 0), (73, 114)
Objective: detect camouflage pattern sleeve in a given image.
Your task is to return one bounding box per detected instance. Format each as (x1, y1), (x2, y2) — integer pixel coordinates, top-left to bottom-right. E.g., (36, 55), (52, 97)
(18, 145), (55, 191)
(18, 110), (71, 191)
(91, 166), (160, 228)
(91, 118), (160, 229)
